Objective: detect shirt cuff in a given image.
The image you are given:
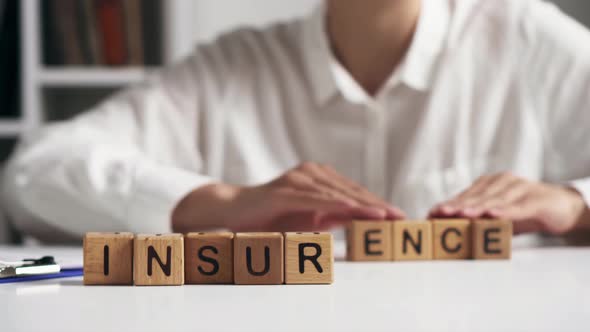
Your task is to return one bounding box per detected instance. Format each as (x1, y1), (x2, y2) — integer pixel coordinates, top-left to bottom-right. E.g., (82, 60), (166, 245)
(569, 178), (590, 209)
(127, 162), (215, 233)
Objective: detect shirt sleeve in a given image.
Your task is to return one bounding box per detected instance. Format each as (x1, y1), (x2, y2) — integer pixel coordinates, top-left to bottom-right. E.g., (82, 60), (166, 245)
(521, 2), (590, 207)
(2, 53), (219, 239)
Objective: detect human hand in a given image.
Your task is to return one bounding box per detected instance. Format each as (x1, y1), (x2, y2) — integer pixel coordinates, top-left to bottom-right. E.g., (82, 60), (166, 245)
(172, 162), (405, 232)
(429, 172), (589, 235)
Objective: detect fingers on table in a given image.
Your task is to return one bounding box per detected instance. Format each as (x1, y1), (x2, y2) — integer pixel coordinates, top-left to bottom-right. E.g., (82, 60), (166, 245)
(486, 199), (544, 234)
(317, 164), (404, 219)
(274, 162), (404, 219)
(430, 172), (532, 218)
(269, 187), (389, 221)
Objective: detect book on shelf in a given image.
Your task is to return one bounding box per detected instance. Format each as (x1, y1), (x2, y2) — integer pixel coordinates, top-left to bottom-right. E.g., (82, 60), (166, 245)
(80, 0), (103, 65)
(0, 0), (21, 119)
(52, 0), (84, 65)
(123, 0), (144, 66)
(42, 0), (157, 67)
(96, 0), (127, 65)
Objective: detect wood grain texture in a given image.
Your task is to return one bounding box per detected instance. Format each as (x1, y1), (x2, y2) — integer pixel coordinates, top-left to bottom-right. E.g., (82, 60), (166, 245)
(234, 233), (284, 285)
(134, 234), (184, 286)
(432, 219), (473, 260)
(83, 232), (134, 285)
(185, 232), (234, 284)
(346, 221), (392, 261)
(284, 232), (333, 284)
(473, 219), (512, 260)
(392, 221), (433, 261)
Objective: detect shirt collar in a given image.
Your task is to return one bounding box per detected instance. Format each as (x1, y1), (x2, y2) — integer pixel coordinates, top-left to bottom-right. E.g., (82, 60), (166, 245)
(302, 0), (451, 105)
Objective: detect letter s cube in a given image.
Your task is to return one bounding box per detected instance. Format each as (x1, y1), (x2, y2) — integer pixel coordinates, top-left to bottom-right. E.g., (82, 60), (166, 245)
(184, 232), (234, 284)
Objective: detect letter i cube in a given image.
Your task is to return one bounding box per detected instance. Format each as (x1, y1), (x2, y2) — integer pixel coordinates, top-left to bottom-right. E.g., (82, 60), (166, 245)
(83, 232), (134, 285)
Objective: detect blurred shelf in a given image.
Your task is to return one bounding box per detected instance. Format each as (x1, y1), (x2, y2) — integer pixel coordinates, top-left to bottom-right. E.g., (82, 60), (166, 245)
(38, 68), (153, 87)
(0, 120), (24, 137)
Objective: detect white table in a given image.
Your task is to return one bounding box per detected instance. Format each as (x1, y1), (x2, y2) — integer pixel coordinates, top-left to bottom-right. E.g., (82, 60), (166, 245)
(1, 235), (589, 332)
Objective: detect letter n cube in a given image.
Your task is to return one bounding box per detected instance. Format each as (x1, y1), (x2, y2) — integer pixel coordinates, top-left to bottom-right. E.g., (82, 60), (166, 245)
(134, 234), (184, 286)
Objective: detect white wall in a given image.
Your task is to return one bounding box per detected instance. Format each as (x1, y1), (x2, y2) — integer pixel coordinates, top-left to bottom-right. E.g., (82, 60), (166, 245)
(192, 0), (320, 42)
(168, 0), (319, 61)
(168, 0), (589, 61)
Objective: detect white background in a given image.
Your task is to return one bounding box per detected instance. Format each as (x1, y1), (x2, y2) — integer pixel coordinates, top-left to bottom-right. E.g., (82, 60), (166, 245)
(170, 0), (590, 60)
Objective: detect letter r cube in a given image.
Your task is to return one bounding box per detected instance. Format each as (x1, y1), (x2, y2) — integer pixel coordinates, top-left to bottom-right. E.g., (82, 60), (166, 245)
(285, 232), (333, 284)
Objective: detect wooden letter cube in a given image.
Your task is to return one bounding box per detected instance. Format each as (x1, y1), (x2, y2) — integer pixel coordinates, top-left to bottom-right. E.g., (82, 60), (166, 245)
(432, 219), (473, 260)
(284, 232), (333, 284)
(473, 219), (512, 260)
(346, 221), (392, 261)
(392, 221), (433, 261)
(83, 232), (134, 285)
(134, 234), (184, 286)
(234, 233), (284, 285)
(185, 232), (234, 284)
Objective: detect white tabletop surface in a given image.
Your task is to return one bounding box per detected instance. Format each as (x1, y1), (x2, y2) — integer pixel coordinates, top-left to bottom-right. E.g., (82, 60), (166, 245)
(1, 235), (589, 332)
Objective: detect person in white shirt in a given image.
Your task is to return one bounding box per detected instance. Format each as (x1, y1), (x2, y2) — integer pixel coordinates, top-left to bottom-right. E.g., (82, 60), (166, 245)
(3, 0), (590, 242)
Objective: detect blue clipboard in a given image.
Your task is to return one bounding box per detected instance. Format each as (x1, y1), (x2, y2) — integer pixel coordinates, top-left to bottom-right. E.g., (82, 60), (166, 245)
(0, 268), (84, 284)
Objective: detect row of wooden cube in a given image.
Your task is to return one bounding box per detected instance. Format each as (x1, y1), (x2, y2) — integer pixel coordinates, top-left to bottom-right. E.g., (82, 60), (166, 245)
(83, 232), (333, 286)
(347, 219), (512, 261)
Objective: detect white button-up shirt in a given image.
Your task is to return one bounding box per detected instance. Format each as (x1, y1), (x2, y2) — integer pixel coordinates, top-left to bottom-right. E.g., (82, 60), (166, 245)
(3, 0), (590, 242)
